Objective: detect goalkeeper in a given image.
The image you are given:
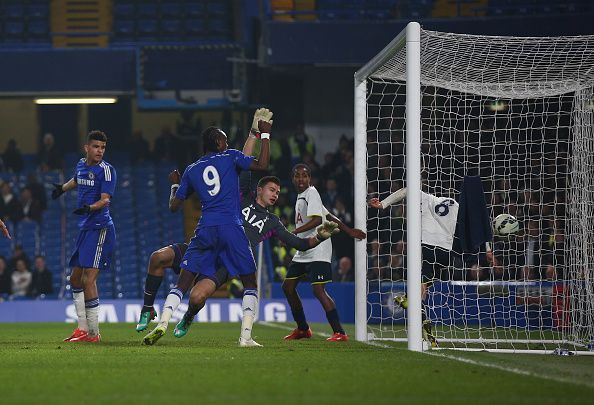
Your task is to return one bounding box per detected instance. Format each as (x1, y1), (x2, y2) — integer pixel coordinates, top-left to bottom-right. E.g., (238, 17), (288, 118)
(141, 109), (347, 345)
(369, 177), (493, 347)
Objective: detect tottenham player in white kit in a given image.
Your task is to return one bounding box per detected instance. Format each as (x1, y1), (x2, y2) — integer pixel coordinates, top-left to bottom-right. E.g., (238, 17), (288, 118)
(282, 163), (353, 341)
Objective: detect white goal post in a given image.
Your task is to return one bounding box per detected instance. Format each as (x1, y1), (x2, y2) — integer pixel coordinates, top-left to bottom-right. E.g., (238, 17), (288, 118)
(354, 22), (594, 354)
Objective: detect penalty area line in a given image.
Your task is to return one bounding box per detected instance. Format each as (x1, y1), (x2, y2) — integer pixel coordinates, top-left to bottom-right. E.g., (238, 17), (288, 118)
(424, 351), (594, 389)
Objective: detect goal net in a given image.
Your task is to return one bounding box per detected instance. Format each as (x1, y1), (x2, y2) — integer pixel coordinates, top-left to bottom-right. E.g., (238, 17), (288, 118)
(354, 23), (594, 353)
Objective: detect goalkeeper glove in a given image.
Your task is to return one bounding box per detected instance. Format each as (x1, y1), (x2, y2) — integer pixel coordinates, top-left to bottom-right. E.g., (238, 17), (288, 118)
(51, 183), (65, 200)
(73, 205), (91, 215)
(315, 221), (340, 241)
(250, 108), (273, 138)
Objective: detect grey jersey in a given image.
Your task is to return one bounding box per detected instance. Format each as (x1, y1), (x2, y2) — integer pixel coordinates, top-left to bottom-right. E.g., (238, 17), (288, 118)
(240, 173), (309, 252)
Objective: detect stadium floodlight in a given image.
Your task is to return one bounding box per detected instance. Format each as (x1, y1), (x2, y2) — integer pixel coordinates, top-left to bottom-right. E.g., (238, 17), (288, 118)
(354, 22), (594, 354)
(34, 97), (117, 104)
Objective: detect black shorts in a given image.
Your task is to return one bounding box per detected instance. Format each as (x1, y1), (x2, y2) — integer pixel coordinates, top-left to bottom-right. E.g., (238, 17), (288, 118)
(169, 243), (189, 275)
(421, 244), (457, 283)
(286, 261), (332, 284)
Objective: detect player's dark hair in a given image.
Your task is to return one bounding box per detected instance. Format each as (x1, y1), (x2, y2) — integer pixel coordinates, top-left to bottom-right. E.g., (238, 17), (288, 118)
(292, 163), (311, 176)
(202, 126), (222, 153)
(88, 130), (107, 143)
(258, 176), (281, 188)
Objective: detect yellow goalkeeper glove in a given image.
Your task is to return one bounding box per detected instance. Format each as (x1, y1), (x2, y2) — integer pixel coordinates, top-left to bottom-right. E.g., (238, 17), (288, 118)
(250, 108), (273, 137)
(316, 221), (340, 241)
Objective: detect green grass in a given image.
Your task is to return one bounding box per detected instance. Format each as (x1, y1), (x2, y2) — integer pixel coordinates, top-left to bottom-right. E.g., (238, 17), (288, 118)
(0, 323), (593, 404)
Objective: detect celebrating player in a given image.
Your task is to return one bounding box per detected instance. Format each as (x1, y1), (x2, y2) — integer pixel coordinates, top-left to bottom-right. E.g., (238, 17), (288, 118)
(0, 219), (11, 239)
(282, 164), (366, 342)
(53, 130), (117, 343)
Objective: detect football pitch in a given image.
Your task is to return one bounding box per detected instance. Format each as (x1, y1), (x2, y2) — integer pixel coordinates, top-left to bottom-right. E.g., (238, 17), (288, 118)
(1, 323), (593, 404)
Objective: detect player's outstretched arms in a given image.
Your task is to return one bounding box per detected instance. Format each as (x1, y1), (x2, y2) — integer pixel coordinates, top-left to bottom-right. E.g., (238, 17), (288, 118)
(248, 119), (273, 172)
(325, 211), (366, 240)
(369, 187), (407, 210)
(168, 169), (183, 212)
(273, 219), (331, 251)
(0, 219), (11, 239)
(51, 178), (77, 199)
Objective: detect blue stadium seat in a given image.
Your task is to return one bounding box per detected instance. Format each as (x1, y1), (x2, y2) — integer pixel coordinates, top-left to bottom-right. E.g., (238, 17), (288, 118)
(5, 4), (25, 19)
(114, 3), (135, 18)
(28, 21), (49, 37)
(162, 19), (182, 35)
(186, 19), (206, 35)
(114, 20), (135, 36)
(161, 2), (182, 17)
(4, 21), (24, 36)
(27, 4), (50, 19)
(187, 2), (204, 17)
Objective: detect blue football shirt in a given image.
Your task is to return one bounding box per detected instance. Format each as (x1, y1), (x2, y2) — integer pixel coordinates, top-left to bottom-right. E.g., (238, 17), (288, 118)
(74, 158), (117, 230)
(176, 149), (254, 227)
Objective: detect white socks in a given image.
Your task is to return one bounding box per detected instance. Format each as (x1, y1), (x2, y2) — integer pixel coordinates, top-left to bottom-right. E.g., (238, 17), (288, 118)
(85, 298), (100, 336)
(72, 288), (88, 332)
(159, 288), (183, 327)
(240, 289), (258, 341)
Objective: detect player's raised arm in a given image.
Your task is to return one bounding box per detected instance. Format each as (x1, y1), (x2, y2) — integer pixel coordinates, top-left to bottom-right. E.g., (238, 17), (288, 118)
(248, 118), (273, 172)
(243, 108), (273, 157)
(369, 187), (407, 209)
(51, 177), (77, 199)
(168, 169), (184, 212)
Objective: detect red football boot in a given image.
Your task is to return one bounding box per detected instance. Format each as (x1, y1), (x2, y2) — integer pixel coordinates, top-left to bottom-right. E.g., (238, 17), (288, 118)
(64, 328), (88, 342)
(283, 328), (313, 340)
(326, 332), (348, 342)
(83, 334), (101, 343)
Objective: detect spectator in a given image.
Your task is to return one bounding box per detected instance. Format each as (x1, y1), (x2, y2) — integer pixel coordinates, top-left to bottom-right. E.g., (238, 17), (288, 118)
(29, 255), (53, 297)
(333, 256), (354, 282)
(3, 139), (23, 173)
(17, 187), (43, 223)
(11, 258), (31, 297)
(129, 129), (151, 163)
(25, 173), (47, 210)
(0, 256), (11, 298)
(288, 125), (315, 164)
(37, 133), (63, 171)
(321, 178), (339, 208)
(0, 181), (22, 222)
(8, 245), (30, 270)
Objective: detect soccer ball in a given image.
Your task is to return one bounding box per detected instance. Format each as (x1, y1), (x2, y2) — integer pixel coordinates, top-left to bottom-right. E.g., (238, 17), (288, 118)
(493, 213), (520, 236)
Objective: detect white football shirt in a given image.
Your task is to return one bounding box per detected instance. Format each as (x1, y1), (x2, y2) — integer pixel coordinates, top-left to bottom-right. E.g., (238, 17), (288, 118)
(292, 186), (332, 263)
(421, 191), (459, 250)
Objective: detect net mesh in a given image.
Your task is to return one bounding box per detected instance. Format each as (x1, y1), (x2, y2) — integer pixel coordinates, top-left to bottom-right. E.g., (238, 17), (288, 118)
(365, 29), (594, 351)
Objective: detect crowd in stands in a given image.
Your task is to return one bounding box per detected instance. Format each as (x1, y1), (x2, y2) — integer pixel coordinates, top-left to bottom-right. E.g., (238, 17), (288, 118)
(0, 253), (53, 301)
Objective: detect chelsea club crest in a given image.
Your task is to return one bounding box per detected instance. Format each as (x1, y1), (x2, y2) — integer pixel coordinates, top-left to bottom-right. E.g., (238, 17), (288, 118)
(88, 172), (95, 180)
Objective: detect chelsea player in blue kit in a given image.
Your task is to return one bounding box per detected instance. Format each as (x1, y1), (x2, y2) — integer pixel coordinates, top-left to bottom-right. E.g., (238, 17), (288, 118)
(168, 122), (271, 347)
(52, 130), (117, 343)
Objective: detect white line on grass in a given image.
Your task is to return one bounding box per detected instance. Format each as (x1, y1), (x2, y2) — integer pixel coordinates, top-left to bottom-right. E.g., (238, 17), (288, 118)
(425, 351), (594, 389)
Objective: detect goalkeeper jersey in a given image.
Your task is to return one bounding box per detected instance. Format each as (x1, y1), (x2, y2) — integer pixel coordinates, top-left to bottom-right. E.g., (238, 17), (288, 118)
(421, 191), (459, 251)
